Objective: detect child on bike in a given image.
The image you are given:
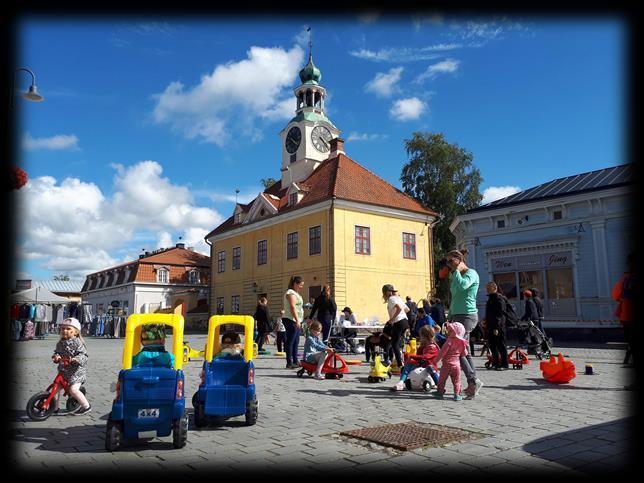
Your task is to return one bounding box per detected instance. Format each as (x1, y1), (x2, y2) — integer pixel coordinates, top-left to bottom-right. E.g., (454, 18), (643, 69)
(132, 324), (175, 368)
(432, 321), (469, 401)
(52, 317), (91, 415)
(304, 320), (334, 380)
(391, 325), (439, 391)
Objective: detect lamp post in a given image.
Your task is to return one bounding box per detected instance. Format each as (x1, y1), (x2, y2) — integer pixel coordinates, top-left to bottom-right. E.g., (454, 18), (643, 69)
(12, 67), (45, 107)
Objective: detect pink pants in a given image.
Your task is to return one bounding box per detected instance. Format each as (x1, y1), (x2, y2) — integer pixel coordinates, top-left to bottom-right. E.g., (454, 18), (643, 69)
(437, 361), (461, 395)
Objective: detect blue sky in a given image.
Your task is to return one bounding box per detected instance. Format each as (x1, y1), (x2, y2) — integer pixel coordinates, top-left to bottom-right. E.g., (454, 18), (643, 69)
(13, 14), (625, 282)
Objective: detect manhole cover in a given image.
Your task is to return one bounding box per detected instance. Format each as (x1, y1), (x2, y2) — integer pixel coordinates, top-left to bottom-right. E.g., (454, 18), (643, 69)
(340, 421), (482, 451)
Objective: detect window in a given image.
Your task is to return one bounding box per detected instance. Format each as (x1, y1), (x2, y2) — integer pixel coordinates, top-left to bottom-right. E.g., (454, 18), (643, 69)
(232, 247), (241, 270)
(497, 219), (505, 229)
(216, 297), (224, 315)
(309, 225), (321, 255)
(188, 269), (200, 284)
(493, 272), (517, 300)
(234, 212), (242, 224)
(257, 240), (267, 265)
(217, 251), (225, 273)
(289, 192), (298, 205)
(355, 226), (371, 255)
(553, 210), (562, 220)
(287, 232), (298, 259)
(231, 295), (240, 314)
(157, 267), (169, 284)
(402, 232), (416, 259)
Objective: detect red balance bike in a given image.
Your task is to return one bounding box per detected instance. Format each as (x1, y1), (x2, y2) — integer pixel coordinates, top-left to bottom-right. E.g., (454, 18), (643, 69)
(26, 357), (87, 421)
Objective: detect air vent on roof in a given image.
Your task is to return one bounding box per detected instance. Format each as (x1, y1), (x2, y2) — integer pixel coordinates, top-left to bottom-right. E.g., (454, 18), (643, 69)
(144, 251), (150, 256)
(176, 242), (185, 249)
(139, 254), (144, 259)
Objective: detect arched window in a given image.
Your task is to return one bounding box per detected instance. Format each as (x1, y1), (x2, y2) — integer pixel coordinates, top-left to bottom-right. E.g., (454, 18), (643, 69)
(157, 267), (169, 284)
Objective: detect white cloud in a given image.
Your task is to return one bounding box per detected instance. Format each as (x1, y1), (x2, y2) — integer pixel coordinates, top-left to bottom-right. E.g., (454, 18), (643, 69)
(390, 98), (427, 121)
(365, 67), (403, 98)
(346, 132), (388, 142)
(415, 58), (460, 83)
(349, 44), (460, 63)
(481, 185), (521, 205)
(22, 133), (80, 151)
(15, 160), (225, 279)
(152, 45), (304, 146)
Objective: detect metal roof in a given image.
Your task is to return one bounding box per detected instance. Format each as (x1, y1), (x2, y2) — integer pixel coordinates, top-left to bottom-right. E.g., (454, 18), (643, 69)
(470, 164), (633, 213)
(32, 280), (83, 293)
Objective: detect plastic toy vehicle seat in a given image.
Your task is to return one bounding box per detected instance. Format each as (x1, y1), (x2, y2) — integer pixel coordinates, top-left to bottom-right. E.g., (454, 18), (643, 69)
(540, 352), (576, 384)
(192, 315), (258, 427)
(367, 354), (391, 383)
(183, 341), (205, 363)
(105, 313), (188, 451)
(508, 347), (530, 370)
(297, 352), (349, 379)
(403, 355), (438, 391)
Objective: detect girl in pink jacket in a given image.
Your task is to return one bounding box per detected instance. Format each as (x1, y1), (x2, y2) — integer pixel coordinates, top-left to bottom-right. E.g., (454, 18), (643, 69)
(432, 321), (469, 401)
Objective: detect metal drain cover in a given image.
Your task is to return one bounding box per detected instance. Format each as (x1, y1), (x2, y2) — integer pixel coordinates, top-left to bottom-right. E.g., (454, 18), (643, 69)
(340, 422), (481, 451)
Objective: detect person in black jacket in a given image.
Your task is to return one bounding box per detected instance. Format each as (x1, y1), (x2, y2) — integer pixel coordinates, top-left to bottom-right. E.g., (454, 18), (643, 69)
(308, 285), (337, 343)
(521, 289), (539, 345)
(530, 287), (546, 336)
(484, 282), (509, 370)
(253, 296), (271, 352)
(429, 298), (446, 327)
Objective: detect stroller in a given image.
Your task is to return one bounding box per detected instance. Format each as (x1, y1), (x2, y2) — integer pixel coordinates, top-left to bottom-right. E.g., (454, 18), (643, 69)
(507, 319), (553, 360)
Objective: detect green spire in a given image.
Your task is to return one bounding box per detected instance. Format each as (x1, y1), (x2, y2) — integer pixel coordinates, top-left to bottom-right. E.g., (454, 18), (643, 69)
(299, 28), (321, 84)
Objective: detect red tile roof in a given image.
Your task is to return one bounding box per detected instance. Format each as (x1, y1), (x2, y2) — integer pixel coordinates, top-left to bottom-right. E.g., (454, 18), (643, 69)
(206, 153), (438, 238)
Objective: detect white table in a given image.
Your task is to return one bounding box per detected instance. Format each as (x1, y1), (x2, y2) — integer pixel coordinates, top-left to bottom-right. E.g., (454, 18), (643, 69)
(328, 323), (386, 353)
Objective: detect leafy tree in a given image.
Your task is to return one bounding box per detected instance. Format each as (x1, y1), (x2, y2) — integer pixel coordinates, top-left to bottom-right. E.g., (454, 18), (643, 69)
(400, 132), (483, 305)
(260, 177), (277, 189)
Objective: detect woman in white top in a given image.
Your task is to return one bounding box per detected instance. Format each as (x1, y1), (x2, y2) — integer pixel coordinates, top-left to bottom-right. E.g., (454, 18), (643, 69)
(382, 283), (409, 368)
(282, 275), (305, 369)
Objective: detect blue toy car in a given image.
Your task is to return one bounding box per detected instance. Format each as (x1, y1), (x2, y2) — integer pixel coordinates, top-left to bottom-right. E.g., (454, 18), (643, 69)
(192, 315), (258, 427)
(105, 313), (188, 451)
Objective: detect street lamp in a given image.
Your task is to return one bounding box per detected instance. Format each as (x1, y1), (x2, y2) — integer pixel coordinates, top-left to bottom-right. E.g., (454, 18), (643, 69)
(12, 67), (45, 107)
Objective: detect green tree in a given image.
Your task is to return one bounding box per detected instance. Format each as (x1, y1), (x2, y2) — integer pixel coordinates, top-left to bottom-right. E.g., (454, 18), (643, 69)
(260, 177), (277, 189)
(400, 132), (483, 305)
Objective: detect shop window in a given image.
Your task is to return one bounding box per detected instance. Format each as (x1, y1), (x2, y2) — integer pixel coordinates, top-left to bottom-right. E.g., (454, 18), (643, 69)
(493, 273), (517, 300)
(547, 268), (576, 316)
(497, 220), (505, 229)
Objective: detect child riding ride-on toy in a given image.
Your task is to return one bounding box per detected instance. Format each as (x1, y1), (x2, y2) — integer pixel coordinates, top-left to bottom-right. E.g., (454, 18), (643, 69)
(297, 352), (350, 379)
(26, 358), (87, 420)
(192, 315), (258, 427)
(105, 313), (188, 451)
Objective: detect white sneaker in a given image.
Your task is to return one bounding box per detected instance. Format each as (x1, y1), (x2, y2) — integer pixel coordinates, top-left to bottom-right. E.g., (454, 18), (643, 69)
(390, 381), (405, 391)
(474, 378), (483, 395)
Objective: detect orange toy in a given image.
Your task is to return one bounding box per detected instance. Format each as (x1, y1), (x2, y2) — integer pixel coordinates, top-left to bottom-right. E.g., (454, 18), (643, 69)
(540, 352), (576, 384)
(507, 347), (530, 370)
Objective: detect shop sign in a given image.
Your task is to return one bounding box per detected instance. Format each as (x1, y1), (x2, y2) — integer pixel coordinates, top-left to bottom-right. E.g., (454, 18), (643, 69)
(492, 257), (515, 272)
(517, 254), (542, 270)
(546, 251), (572, 267)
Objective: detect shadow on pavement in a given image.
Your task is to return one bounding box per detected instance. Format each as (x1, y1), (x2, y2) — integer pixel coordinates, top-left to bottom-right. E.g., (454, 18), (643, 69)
(522, 417), (635, 474)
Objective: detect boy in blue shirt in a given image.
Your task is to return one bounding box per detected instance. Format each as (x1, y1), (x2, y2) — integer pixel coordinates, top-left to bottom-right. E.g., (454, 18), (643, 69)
(132, 324), (175, 368)
(411, 307), (436, 338)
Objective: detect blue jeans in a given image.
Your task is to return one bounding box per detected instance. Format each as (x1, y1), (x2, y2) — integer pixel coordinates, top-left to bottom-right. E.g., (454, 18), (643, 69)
(283, 318), (301, 366)
(319, 317), (333, 343)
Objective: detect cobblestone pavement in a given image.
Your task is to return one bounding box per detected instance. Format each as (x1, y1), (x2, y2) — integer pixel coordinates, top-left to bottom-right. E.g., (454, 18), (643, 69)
(9, 335), (636, 476)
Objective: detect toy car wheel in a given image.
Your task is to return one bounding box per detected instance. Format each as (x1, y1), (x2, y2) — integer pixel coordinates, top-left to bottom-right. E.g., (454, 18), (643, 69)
(404, 380), (413, 391)
(194, 402), (208, 428)
(245, 398), (258, 426)
(387, 372), (392, 379)
(297, 368), (305, 378)
(105, 419), (122, 451)
(26, 391), (56, 421)
(65, 386), (87, 412)
(484, 361), (491, 369)
(337, 373), (343, 379)
(367, 376), (375, 383)
(422, 381), (432, 392)
(172, 415), (189, 448)
(191, 392), (199, 409)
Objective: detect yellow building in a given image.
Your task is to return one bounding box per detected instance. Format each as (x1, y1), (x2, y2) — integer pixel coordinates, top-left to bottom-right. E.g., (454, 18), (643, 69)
(205, 52), (438, 323)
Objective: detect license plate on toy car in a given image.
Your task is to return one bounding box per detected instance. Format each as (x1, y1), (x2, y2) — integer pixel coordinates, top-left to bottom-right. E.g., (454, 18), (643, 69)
(138, 408), (159, 418)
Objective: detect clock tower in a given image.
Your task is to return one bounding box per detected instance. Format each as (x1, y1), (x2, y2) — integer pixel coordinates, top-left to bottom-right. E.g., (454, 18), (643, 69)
(279, 48), (340, 186)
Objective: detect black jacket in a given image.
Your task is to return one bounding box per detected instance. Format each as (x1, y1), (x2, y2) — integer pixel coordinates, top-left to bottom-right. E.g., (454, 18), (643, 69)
(309, 294), (337, 322)
(533, 296), (544, 318)
(429, 303), (446, 326)
(485, 292), (505, 331)
(253, 304), (271, 332)
(522, 298), (538, 322)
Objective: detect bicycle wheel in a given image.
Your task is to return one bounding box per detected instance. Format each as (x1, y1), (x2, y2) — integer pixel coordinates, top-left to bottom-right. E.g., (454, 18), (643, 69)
(65, 386), (87, 412)
(26, 391), (56, 421)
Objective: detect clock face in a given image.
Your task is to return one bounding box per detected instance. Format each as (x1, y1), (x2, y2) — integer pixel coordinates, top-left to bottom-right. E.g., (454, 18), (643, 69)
(311, 125), (332, 153)
(285, 126), (301, 154)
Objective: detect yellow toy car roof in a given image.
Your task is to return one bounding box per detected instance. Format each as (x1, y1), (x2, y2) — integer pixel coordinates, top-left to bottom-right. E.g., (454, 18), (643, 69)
(121, 313), (185, 370)
(204, 315), (255, 363)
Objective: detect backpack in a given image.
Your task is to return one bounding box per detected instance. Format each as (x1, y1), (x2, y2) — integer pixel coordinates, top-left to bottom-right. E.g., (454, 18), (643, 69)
(500, 295), (519, 327)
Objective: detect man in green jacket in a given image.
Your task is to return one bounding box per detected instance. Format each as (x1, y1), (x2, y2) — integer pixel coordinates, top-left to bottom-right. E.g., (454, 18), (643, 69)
(446, 249), (483, 399)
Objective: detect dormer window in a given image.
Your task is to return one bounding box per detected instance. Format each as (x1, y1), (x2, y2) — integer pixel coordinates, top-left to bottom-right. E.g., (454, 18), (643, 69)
(157, 267), (169, 284)
(289, 192), (298, 206)
(188, 269), (200, 284)
(234, 212), (242, 223)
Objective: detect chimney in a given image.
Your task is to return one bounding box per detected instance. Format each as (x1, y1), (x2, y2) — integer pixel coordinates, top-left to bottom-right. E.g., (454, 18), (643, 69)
(176, 242), (185, 249)
(144, 251), (150, 256)
(138, 254), (145, 259)
(186, 246), (194, 251)
(329, 137), (345, 157)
